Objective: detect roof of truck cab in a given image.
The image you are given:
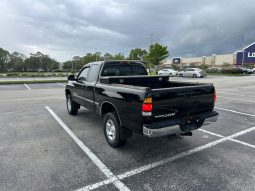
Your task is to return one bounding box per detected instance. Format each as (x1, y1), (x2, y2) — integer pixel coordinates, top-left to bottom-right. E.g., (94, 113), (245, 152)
(82, 60), (145, 68)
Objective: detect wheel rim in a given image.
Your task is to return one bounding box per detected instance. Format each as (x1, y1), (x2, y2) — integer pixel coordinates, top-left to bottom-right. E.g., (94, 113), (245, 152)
(67, 97), (72, 111)
(106, 119), (116, 141)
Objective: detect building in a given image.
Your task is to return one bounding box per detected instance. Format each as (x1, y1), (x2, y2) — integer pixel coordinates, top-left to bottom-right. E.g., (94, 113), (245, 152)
(161, 42), (255, 68)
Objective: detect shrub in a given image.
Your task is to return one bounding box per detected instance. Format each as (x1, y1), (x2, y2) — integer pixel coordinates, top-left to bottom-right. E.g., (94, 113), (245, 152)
(6, 73), (18, 77)
(221, 68), (243, 74)
(199, 64), (208, 70)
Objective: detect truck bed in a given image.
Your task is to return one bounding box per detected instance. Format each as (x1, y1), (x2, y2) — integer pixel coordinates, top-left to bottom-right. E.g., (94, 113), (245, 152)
(99, 75), (215, 124)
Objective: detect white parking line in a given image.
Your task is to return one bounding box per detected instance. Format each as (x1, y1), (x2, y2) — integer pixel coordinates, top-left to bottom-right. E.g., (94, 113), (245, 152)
(218, 89), (255, 95)
(45, 106), (130, 191)
(57, 83), (65, 87)
(24, 83), (31, 90)
(218, 96), (255, 103)
(215, 107), (255, 117)
(77, 125), (255, 190)
(0, 111), (16, 115)
(199, 129), (255, 149)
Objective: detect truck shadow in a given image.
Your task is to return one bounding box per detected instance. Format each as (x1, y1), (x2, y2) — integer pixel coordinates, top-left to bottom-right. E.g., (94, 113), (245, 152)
(71, 109), (213, 171)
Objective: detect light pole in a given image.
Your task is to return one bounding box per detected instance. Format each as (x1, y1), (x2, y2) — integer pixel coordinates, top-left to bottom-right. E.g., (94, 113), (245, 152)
(242, 50), (245, 67)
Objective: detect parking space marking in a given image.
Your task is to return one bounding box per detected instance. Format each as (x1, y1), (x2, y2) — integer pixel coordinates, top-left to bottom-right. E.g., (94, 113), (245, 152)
(218, 96), (255, 103)
(218, 92), (255, 98)
(77, 125), (255, 190)
(0, 111), (16, 115)
(57, 83), (65, 87)
(24, 83), (31, 90)
(218, 89), (255, 95)
(45, 106), (130, 191)
(199, 129), (255, 149)
(215, 107), (255, 117)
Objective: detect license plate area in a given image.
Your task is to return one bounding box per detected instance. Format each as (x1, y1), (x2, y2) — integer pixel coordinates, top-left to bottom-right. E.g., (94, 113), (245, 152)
(180, 115), (203, 132)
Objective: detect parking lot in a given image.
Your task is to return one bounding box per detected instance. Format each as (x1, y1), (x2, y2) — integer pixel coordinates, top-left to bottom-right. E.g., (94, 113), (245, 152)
(0, 75), (255, 191)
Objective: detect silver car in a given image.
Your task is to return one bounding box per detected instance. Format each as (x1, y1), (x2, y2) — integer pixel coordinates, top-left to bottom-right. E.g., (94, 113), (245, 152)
(178, 68), (207, 78)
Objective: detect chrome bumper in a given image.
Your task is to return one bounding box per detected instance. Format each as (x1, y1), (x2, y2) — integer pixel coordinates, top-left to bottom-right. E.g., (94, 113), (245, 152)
(143, 113), (219, 138)
(143, 125), (182, 138)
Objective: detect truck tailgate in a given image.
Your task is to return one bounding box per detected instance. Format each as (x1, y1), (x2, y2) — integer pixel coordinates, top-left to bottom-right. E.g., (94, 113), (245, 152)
(150, 85), (215, 120)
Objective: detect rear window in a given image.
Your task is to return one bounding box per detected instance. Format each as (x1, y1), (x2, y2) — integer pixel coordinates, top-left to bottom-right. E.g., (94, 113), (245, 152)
(101, 64), (147, 76)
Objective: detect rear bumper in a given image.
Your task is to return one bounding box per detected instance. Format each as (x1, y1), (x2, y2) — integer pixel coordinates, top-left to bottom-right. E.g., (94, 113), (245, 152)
(143, 111), (218, 138)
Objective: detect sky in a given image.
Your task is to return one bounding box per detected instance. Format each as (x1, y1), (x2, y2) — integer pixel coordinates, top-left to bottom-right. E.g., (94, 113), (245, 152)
(0, 0), (255, 62)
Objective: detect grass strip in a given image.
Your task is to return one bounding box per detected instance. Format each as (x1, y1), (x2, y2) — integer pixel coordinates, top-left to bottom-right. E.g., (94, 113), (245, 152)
(0, 80), (67, 85)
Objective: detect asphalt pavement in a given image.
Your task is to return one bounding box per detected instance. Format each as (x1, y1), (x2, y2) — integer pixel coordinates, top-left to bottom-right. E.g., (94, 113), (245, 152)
(0, 76), (255, 191)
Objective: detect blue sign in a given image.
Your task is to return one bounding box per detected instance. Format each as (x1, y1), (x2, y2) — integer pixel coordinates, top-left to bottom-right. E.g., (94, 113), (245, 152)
(236, 42), (255, 65)
(173, 57), (181, 64)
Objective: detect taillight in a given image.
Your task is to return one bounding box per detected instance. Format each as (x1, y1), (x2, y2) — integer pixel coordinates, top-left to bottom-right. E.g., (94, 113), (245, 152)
(142, 97), (152, 116)
(142, 104), (152, 112)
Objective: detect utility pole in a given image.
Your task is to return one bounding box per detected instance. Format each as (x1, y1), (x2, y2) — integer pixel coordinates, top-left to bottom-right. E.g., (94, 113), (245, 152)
(242, 50), (245, 67)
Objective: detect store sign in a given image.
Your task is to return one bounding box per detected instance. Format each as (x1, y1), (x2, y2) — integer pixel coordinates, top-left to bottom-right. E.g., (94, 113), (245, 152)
(247, 52), (255, 58)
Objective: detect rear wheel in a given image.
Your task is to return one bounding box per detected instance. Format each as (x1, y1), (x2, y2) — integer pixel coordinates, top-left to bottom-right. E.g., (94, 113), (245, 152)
(193, 74), (197, 78)
(66, 94), (79, 115)
(179, 73), (183, 77)
(103, 112), (127, 148)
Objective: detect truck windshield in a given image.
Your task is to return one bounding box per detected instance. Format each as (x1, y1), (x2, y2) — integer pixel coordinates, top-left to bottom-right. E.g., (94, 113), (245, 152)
(101, 64), (148, 76)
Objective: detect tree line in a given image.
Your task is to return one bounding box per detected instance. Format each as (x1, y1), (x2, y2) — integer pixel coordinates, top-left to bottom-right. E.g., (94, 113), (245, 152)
(0, 48), (59, 72)
(0, 43), (169, 72)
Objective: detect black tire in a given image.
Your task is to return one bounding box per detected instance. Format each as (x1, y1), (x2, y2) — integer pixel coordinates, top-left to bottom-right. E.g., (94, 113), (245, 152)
(193, 74), (197, 78)
(169, 73), (172, 76)
(66, 94), (79, 115)
(179, 73), (183, 77)
(103, 112), (126, 148)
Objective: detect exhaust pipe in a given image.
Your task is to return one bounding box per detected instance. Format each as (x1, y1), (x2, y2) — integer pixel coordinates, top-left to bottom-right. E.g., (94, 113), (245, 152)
(180, 132), (192, 136)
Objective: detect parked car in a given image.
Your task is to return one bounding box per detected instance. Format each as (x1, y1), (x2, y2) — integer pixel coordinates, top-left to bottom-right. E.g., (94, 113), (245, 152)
(240, 67), (252, 74)
(37, 68), (45, 72)
(65, 61), (218, 148)
(158, 69), (178, 76)
(207, 67), (222, 73)
(52, 69), (62, 72)
(178, 68), (207, 78)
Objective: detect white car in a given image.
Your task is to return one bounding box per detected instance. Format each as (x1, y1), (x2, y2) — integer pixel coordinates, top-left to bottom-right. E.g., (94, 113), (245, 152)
(158, 69), (178, 76)
(178, 68), (207, 78)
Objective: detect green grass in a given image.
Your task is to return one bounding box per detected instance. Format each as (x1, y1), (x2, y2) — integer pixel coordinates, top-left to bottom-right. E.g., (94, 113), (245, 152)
(0, 80), (67, 85)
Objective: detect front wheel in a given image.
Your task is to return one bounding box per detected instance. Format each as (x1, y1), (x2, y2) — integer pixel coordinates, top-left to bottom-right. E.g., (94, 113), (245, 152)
(66, 94), (79, 115)
(193, 74), (197, 78)
(179, 73), (183, 77)
(103, 112), (127, 148)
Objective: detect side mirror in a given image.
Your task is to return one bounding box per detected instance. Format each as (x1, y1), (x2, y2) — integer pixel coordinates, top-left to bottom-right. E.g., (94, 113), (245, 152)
(67, 74), (76, 81)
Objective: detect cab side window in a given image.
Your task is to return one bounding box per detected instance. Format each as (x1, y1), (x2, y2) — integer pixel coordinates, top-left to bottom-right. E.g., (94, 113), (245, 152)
(87, 64), (101, 82)
(78, 67), (89, 81)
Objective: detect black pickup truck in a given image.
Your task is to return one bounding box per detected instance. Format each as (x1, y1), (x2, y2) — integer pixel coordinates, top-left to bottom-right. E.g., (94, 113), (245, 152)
(65, 61), (218, 147)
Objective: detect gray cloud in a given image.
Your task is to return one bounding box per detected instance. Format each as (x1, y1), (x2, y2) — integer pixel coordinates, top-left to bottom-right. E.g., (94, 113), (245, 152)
(0, 0), (255, 61)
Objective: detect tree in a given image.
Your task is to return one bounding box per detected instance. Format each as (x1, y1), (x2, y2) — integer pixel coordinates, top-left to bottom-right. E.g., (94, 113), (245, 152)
(113, 53), (125, 60)
(9, 52), (26, 71)
(63, 60), (73, 70)
(25, 51), (59, 71)
(128, 48), (147, 60)
(103, 53), (114, 60)
(146, 43), (169, 65)
(0, 48), (10, 72)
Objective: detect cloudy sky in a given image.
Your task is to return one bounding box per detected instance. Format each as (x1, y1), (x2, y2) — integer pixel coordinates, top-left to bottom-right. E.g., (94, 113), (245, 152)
(0, 0), (255, 61)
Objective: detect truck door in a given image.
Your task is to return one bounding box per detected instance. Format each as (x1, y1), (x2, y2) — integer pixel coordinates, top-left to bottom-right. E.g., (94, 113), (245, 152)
(72, 66), (90, 107)
(84, 63), (101, 111)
